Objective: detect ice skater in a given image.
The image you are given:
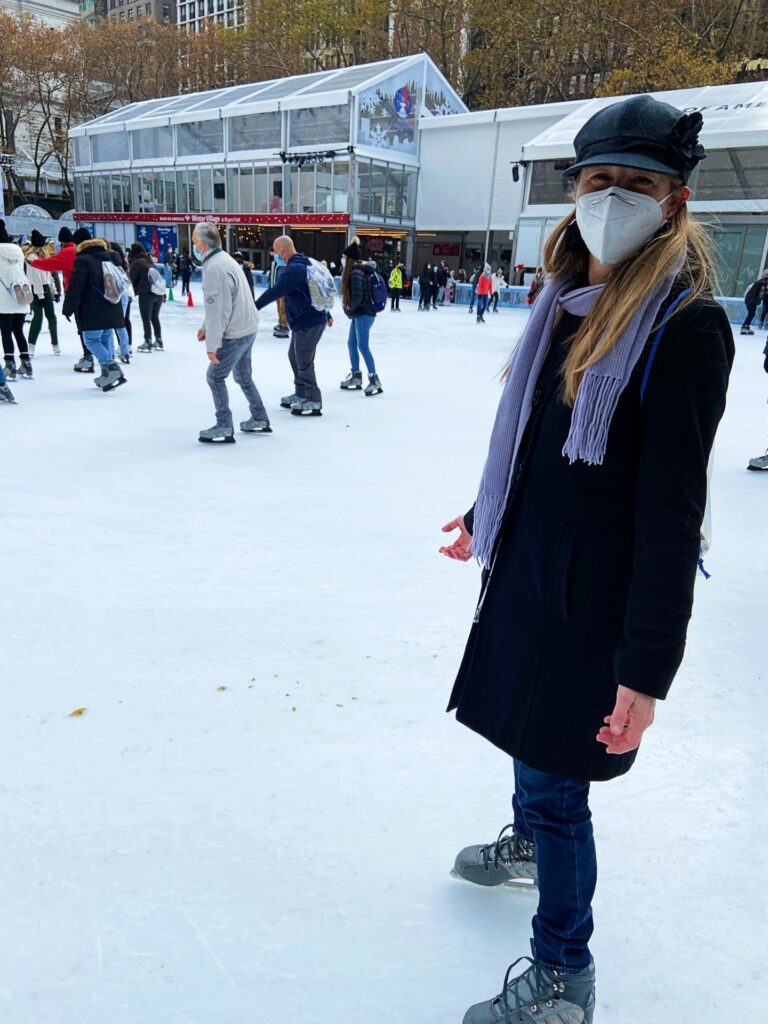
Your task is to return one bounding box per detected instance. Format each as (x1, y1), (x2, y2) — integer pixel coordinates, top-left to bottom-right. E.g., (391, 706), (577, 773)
(0, 220), (33, 381)
(439, 95), (734, 1024)
(24, 229), (60, 355)
(339, 239), (382, 396)
(490, 268), (506, 312)
(28, 226), (92, 372)
(474, 263), (493, 323)
(741, 273), (767, 335)
(193, 222), (270, 444)
(62, 232), (128, 392)
(255, 234), (332, 417)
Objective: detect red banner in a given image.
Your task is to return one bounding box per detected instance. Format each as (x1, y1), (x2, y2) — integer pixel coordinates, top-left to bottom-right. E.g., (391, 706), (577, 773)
(433, 243), (460, 257)
(73, 212), (350, 227)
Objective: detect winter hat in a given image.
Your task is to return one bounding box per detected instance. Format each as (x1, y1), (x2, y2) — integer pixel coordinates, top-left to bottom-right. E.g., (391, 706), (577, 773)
(73, 227), (91, 246)
(562, 94), (706, 185)
(233, 251), (244, 261)
(30, 229), (47, 248)
(0, 220), (9, 244)
(129, 242), (147, 258)
(343, 236), (362, 261)
(58, 226), (74, 244)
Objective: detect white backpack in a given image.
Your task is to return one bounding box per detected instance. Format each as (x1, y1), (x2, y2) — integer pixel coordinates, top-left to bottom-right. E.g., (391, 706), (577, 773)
(306, 258), (335, 312)
(0, 254), (33, 306)
(100, 262), (133, 304)
(148, 266), (166, 296)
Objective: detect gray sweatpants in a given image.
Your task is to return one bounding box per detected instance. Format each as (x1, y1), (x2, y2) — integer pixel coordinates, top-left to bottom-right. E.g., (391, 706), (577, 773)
(288, 323), (325, 403)
(207, 333), (268, 428)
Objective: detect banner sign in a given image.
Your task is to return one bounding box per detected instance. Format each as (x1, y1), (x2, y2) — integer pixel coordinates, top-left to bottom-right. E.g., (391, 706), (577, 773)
(74, 212), (350, 226)
(433, 243), (460, 256)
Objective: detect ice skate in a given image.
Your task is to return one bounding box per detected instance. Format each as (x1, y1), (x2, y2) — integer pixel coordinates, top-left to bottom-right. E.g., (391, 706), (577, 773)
(463, 945), (595, 1024)
(199, 424), (235, 444)
(0, 382), (16, 404)
(280, 392), (299, 409)
(240, 417), (272, 433)
(273, 325), (290, 339)
(27, 342), (35, 358)
(290, 398), (322, 416)
(747, 450), (768, 471)
(137, 341), (154, 353)
(364, 373), (383, 396)
(52, 343), (60, 355)
(17, 359), (33, 380)
(740, 327), (754, 335)
(340, 370), (363, 390)
(452, 824), (538, 889)
(4, 359), (17, 381)
(119, 353), (130, 364)
(96, 362), (126, 392)
(154, 339), (164, 351)
(74, 355), (94, 373)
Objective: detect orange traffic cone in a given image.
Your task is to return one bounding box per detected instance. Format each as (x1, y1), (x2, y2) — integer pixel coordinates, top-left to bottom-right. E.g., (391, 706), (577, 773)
(187, 291), (194, 307)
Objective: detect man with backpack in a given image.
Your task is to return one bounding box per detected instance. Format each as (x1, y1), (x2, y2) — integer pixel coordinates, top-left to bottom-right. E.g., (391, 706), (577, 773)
(255, 234), (333, 417)
(62, 233), (128, 392)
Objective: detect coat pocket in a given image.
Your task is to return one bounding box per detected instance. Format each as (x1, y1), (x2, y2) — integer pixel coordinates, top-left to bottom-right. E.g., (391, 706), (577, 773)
(546, 524), (576, 621)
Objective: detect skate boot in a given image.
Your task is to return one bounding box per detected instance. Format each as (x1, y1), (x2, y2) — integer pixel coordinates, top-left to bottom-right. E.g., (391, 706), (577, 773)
(199, 424), (235, 444)
(280, 392), (299, 409)
(0, 382), (16, 404)
(463, 944), (595, 1024)
(747, 449), (768, 471)
(96, 362), (126, 392)
(27, 342), (35, 358)
(290, 398), (322, 417)
(364, 373), (383, 396)
(137, 341), (153, 353)
(240, 417), (272, 433)
(154, 339), (164, 351)
(740, 327), (754, 335)
(340, 370), (363, 390)
(52, 343), (60, 355)
(17, 358), (33, 380)
(4, 359), (17, 381)
(119, 353), (130, 364)
(273, 325), (290, 339)
(74, 355), (94, 373)
(452, 824), (538, 889)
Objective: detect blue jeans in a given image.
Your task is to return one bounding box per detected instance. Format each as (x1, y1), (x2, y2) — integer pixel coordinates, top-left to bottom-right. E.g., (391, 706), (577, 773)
(207, 333), (268, 428)
(82, 328), (115, 366)
(0, 362), (5, 385)
(513, 759), (596, 973)
(114, 294), (130, 356)
(164, 264), (173, 287)
(347, 315), (376, 374)
(476, 294), (489, 318)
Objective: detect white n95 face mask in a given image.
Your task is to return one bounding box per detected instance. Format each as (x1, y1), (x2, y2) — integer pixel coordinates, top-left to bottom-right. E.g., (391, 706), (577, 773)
(575, 186), (673, 266)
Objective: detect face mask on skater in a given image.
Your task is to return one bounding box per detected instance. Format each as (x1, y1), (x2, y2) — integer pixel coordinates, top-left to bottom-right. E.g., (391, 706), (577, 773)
(192, 243), (204, 262)
(273, 252), (285, 266)
(575, 185), (674, 266)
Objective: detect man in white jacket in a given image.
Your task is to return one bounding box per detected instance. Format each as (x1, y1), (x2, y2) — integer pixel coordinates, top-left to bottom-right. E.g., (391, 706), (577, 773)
(193, 222), (270, 444)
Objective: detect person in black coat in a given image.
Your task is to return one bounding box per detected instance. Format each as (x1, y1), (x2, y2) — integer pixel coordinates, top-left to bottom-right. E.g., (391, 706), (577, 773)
(417, 263), (432, 310)
(128, 243), (164, 352)
(741, 274), (767, 335)
(439, 96), (734, 1023)
(233, 251), (255, 301)
(62, 233), (128, 389)
(339, 239), (382, 395)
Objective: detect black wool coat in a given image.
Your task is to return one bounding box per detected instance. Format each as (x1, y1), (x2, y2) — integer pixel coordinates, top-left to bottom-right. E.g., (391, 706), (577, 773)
(448, 292), (734, 782)
(62, 240), (126, 332)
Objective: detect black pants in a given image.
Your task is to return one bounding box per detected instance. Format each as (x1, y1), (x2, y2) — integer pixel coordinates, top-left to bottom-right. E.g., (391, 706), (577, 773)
(431, 284), (439, 308)
(124, 298), (132, 346)
(0, 312), (29, 361)
(390, 288), (400, 310)
(491, 293), (500, 312)
(759, 298), (768, 328)
(139, 293), (163, 343)
(288, 323), (325, 403)
(181, 273), (191, 296)
(743, 301), (757, 329)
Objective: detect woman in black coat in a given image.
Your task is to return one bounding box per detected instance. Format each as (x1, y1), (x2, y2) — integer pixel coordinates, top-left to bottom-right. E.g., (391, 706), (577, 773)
(439, 96), (734, 1024)
(418, 263), (432, 311)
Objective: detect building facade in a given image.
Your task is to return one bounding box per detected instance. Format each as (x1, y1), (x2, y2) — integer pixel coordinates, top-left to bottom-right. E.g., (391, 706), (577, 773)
(0, 0), (79, 26)
(105, 0), (175, 23)
(178, 0), (242, 31)
(69, 54), (466, 268)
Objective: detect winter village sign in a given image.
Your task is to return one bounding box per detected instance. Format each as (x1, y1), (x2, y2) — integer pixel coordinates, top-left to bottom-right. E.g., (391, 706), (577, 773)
(73, 212), (351, 226)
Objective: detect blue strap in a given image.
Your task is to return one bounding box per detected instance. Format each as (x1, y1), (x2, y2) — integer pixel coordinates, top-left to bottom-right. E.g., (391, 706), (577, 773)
(640, 287), (692, 404)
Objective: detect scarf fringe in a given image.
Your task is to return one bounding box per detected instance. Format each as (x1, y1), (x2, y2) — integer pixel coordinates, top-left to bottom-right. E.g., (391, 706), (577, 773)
(562, 374), (623, 466)
(472, 488), (506, 568)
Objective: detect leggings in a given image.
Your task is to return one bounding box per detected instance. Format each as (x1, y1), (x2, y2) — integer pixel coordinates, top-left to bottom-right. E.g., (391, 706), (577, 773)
(491, 293), (500, 312)
(138, 293), (163, 343)
(347, 315), (376, 374)
(390, 288), (400, 310)
(0, 312), (29, 361)
(743, 302), (757, 329)
(29, 286), (59, 346)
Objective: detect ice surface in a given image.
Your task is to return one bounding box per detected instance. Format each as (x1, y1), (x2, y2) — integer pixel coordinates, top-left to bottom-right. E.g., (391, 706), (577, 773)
(2, 290), (766, 1023)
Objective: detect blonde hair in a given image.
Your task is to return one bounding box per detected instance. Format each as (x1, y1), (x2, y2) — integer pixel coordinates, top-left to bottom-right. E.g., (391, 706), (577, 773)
(543, 182), (717, 405)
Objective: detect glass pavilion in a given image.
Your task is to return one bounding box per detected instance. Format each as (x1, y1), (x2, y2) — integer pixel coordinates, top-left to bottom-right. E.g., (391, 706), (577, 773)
(70, 54), (466, 268)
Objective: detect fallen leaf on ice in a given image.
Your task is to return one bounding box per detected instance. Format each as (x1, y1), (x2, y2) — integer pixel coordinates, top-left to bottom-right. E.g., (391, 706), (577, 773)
(69, 708), (86, 717)
(217, 686), (226, 691)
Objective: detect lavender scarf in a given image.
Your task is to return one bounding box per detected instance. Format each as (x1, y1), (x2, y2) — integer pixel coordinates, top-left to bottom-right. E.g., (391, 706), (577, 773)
(472, 267), (682, 567)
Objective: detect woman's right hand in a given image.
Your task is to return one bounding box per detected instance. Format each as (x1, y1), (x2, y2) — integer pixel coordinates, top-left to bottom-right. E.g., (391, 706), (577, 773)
(439, 516), (472, 561)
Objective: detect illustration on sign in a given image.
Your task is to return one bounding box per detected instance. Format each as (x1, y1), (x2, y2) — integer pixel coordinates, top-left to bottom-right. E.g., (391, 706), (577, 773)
(136, 224), (178, 259)
(358, 72), (421, 154)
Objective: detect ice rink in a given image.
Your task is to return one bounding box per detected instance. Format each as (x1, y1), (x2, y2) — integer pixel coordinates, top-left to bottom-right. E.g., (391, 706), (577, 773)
(3, 287), (766, 1024)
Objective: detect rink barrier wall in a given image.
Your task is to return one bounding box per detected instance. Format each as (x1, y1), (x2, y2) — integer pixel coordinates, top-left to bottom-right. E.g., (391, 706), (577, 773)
(409, 282), (753, 326)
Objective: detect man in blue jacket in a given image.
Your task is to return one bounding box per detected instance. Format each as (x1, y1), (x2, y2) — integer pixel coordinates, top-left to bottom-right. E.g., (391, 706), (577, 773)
(255, 235), (331, 416)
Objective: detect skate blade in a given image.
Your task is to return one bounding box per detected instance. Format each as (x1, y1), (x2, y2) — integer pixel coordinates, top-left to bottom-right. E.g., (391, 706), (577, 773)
(240, 427), (273, 434)
(290, 409), (322, 416)
(340, 385), (362, 390)
(199, 435), (235, 444)
(101, 378), (127, 392)
(364, 389), (382, 396)
(449, 867), (538, 890)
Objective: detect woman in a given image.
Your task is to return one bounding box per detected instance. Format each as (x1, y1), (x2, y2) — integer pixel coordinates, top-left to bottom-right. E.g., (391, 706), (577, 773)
(490, 267), (507, 313)
(178, 249), (193, 297)
(0, 221), (33, 380)
(475, 263), (494, 323)
(439, 96), (734, 1023)
(741, 274), (766, 335)
(110, 242), (132, 363)
(24, 229), (59, 355)
(339, 239), (382, 397)
(418, 263), (432, 311)
(389, 262), (403, 311)
(128, 243), (163, 352)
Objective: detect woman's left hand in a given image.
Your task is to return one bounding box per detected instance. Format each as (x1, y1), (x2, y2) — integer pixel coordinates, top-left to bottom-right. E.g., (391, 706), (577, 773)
(596, 684), (656, 755)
